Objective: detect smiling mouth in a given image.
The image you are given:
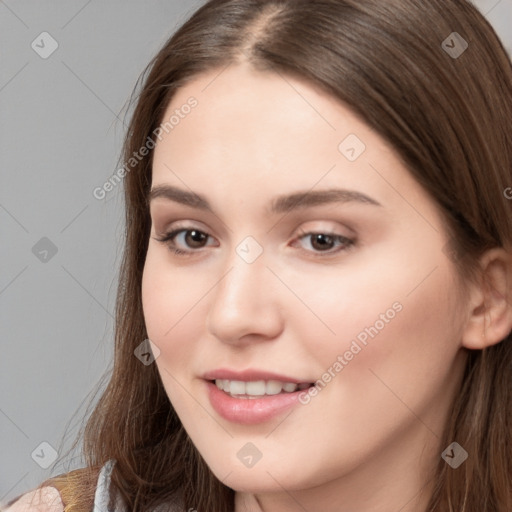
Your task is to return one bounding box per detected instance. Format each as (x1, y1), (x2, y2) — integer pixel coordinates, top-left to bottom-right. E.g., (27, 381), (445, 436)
(210, 379), (313, 399)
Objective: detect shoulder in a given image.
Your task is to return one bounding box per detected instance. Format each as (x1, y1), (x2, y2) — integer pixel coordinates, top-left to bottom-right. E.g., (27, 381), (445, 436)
(2, 460), (117, 512)
(1, 486), (64, 512)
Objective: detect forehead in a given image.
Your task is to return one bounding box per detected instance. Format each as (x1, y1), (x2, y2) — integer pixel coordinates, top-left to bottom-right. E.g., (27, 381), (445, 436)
(160, 65), (340, 163)
(150, 63), (431, 219)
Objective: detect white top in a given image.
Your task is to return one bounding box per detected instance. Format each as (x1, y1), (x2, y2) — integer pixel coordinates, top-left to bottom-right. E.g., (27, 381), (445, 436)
(93, 459), (124, 511)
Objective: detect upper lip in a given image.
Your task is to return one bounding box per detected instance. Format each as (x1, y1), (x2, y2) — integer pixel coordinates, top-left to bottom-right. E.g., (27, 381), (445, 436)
(202, 368), (311, 384)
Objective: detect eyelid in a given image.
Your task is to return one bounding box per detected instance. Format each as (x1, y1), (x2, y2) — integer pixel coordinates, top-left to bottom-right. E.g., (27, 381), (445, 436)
(292, 229), (355, 257)
(154, 221), (356, 259)
(153, 226), (218, 253)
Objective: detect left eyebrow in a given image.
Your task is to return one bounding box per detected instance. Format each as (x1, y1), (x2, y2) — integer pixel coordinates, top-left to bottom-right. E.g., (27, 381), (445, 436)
(147, 185), (382, 214)
(269, 188), (382, 214)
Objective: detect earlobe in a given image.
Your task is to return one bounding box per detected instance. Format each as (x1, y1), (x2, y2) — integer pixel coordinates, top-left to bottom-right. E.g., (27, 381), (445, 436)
(461, 248), (512, 350)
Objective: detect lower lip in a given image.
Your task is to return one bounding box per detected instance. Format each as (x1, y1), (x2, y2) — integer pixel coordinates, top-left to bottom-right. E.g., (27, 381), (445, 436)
(205, 380), (305, 424)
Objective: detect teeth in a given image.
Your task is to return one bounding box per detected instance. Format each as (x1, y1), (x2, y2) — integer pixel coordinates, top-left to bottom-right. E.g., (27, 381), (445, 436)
(245, 380), (266, 395)
(214, 379), (308, 397)
(229, 380), (246, 395)
(266, 380), (283, 395)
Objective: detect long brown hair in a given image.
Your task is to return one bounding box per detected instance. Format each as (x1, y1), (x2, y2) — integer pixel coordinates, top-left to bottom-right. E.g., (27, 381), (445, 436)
(32, 0), (512, 510)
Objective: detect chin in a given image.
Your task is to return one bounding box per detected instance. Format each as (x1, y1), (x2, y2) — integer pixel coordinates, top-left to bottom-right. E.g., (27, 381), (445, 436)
(224, 472), (295, 493)
(206, 457), (309, 493)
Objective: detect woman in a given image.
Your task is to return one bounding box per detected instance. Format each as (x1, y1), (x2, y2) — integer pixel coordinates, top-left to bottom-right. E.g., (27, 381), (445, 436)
(4, 0), (512, 510)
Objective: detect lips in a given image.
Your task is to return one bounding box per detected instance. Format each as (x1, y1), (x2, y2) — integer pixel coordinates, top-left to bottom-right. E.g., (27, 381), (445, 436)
(202, 368), (312, 384)
(202, 368), (314, 424)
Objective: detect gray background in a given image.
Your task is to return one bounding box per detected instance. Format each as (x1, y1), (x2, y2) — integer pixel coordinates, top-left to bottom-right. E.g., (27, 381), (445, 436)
(1, 0), (511, 504)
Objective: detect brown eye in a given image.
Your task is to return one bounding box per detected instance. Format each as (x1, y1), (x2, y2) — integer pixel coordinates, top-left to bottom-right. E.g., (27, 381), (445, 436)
(184, 230), (208, 248)
(309, 233), (335, 251)
(154, 227), (216, 256)
(294, 231), (355, 256)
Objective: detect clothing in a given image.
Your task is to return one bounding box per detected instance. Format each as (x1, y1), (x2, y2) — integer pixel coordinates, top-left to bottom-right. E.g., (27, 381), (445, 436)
(93, 459), (122, 511)
(92, 460), (182, 512)
(1, 460), (182, 512)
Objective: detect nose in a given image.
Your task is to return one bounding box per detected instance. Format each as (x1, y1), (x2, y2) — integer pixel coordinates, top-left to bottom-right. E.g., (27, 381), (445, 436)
(206, 248), (284, 346)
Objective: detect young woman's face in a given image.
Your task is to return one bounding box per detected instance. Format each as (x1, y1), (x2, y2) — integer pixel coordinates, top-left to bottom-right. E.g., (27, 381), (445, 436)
(142, 63), (469, 508)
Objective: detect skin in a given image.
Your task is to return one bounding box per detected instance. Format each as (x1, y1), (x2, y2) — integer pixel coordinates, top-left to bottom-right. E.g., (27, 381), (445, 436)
(141, 62), (511, 512)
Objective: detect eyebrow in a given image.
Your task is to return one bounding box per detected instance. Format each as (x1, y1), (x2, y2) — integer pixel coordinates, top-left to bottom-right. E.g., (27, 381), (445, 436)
(148, 184), (382, 214)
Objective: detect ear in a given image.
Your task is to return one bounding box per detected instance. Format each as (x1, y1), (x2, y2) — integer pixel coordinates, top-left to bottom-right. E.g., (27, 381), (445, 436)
(461, 248), (512, 350)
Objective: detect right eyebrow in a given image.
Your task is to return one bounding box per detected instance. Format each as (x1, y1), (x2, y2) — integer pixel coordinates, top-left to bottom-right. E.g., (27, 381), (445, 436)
(148, 185), (213, 212)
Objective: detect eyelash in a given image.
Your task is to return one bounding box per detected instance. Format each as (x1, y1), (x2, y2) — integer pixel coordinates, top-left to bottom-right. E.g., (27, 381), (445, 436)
(153, 226), (355, 258)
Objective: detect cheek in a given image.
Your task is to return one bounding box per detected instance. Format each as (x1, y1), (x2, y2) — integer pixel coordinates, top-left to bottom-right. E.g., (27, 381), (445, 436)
(141, 250), (203, 370)
(286, 252), (464, 404)
(345, 279), (463, 457)
(141, 257), (212, 428)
